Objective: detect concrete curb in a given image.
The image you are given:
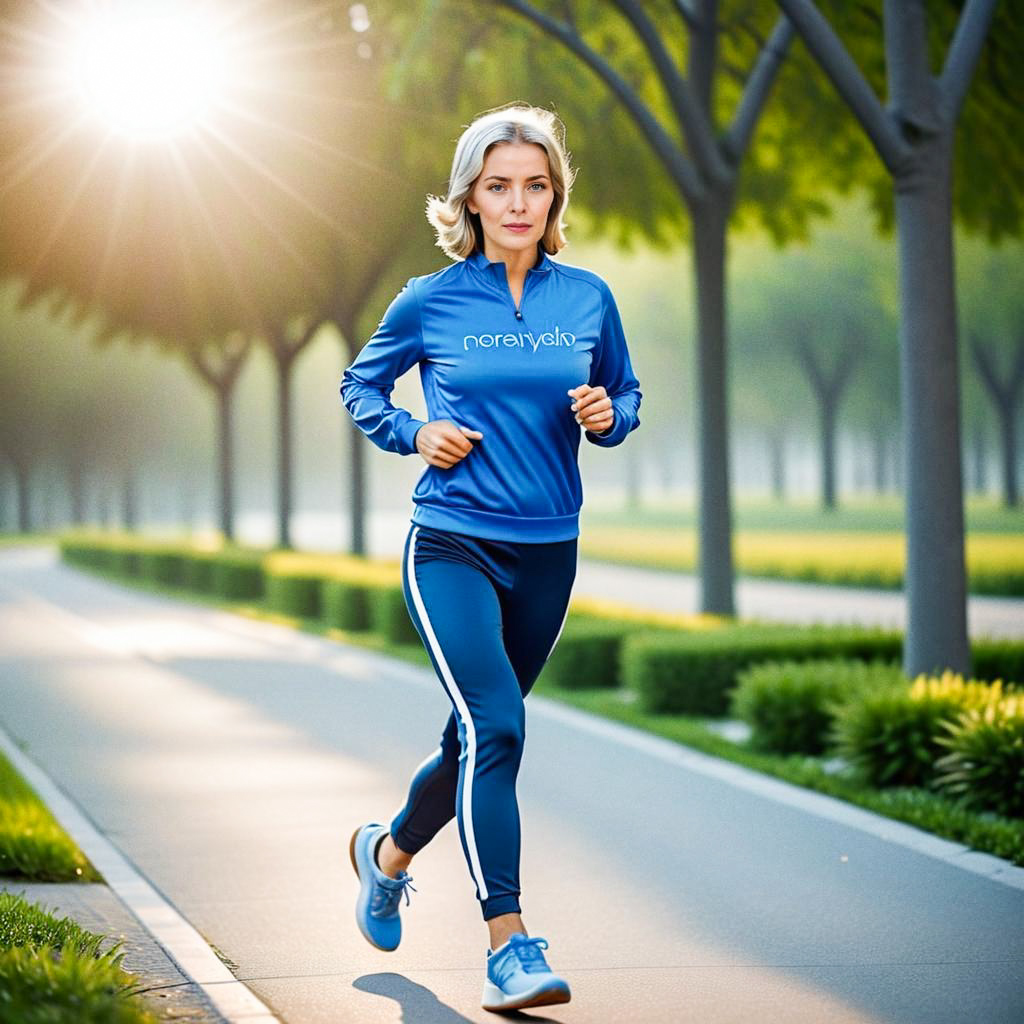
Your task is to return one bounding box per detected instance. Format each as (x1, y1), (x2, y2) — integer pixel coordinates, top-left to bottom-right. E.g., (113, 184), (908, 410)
(0, 723), (282, 1024)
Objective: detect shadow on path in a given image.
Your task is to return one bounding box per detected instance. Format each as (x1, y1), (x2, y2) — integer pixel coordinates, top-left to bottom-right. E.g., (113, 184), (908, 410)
(353, 973), (563, 1023)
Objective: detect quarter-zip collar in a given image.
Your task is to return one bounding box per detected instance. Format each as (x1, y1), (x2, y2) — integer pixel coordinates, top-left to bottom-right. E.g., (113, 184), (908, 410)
(466, 243), (554, 281)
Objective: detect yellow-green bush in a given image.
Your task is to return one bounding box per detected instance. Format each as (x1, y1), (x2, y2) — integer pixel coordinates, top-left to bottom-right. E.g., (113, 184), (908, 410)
(830, 671), (1007, 789)
(934, 693), (1024, 818)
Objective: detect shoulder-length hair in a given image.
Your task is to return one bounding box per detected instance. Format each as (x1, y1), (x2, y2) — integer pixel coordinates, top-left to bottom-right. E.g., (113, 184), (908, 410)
(426, 103), (576, 261)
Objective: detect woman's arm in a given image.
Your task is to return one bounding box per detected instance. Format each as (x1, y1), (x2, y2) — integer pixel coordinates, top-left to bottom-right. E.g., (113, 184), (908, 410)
(583, 281), (642, 448)
(339, 279), (428, 456)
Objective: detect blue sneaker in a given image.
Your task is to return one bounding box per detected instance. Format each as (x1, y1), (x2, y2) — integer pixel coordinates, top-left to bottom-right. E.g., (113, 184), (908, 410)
(348, 823), (417, 951)
(481, 933), (572, 1013)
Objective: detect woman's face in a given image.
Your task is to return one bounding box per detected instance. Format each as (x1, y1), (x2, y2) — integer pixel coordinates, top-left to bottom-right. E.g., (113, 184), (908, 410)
(466, 142), (554, 261)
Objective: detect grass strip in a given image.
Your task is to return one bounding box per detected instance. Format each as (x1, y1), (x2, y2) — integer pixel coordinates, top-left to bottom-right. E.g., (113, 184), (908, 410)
(0, 752), (101, 883)
(0, 889), (157, 1024)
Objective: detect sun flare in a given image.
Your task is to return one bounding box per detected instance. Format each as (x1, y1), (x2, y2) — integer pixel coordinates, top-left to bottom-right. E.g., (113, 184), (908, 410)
(67, 1), (235, 141)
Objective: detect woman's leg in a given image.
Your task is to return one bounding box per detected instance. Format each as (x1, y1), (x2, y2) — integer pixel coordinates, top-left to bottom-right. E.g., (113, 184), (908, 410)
(392, 525), (528, 920)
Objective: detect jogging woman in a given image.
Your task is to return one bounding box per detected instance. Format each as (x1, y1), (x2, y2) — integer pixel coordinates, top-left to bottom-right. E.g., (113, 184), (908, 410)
(339, 102), (641, 1014)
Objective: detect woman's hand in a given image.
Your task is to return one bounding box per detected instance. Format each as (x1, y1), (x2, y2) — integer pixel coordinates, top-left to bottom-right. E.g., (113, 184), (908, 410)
(415, 419), (483, 469)
(568, 385), (614, 436)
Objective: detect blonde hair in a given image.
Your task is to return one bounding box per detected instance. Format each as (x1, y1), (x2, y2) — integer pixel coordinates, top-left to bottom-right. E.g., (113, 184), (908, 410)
(426, 103), (576, 261)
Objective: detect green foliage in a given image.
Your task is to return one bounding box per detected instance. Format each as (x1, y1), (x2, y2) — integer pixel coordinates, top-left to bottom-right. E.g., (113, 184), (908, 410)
(934, 694), (1024, 818)
(830, 672), (1004, 788)
(322, 580), (373, 632)
(265, 573), (322, 619)
(0, 892), (156, 1024)
(369, 586), (420, 645)
(626, 625), (903, 716)
(731, 658), (904, 755)
(0, 754), (99, 883)
(212, 552), (265, 601)
(543, 618), (631, 690)
(0, 892), (103, 958)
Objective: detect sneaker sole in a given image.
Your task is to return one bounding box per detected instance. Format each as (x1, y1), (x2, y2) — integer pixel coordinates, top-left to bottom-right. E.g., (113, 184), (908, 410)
(349, 825), (398, 953)
(481, 978), (572, 1013)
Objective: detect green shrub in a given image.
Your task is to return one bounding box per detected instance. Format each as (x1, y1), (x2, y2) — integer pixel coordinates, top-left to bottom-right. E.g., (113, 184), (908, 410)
(322, 579), (373, 632)
(544, 618), (631, 690)
(180, 551), (219, 593)
(830, 672), (1002, 788)
(626, 625), (903, 716)
(213, 551), (265, 600)
(265, 572), (322, 618)
(731, 659), (905, 755)
(971, 639), (1024, 690)
(933, 693), (1024, 818)
(138, 549), (186, 587)
(370, 584), (420, 645)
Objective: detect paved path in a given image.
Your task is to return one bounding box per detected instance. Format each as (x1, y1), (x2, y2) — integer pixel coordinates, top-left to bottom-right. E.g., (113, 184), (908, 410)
(1, 545), (1022, 1023)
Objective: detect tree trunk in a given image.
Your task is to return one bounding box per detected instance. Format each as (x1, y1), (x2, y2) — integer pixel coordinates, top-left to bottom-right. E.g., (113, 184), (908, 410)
(122, 468), (137, 531)
(275, 353), (294, 550)
(625, 442), (641, 511)
(348, 419), (367, 556)
(970, 420), (987, 495)
(14, 460), (31, 533)
(820, 398), (837, 510)
(692, 196), (735, 615)
(68, 457), (86, 525)
(216, 384), (236, 542)
(997, 400), (1019, 507)
(873, 427), (888, 494)
(769, 429), (786, 501)
(894, 128), (969, 676)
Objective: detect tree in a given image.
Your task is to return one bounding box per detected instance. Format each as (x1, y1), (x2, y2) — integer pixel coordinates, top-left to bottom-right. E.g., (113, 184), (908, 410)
(774, 0), (1011, 675)
(453, 0), (802, 614)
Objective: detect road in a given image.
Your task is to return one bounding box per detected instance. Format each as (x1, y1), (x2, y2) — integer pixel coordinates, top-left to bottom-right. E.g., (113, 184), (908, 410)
(1, 544), (1021, 1023)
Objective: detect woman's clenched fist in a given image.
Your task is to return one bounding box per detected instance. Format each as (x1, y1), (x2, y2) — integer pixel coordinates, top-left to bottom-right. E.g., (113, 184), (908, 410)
(415, 419), (484, 469)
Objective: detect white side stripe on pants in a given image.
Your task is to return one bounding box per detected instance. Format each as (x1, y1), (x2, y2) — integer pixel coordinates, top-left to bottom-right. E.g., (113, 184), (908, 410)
(405, 526), (489, 900)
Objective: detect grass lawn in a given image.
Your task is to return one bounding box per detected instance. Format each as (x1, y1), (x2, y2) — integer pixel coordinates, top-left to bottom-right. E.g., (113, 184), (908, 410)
(0, 751), (100, 883)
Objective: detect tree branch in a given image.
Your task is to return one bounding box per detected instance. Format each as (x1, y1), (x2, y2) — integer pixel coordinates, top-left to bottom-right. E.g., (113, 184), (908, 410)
(970, 333), (1008, 411)
(611, 0), (731, 186)
(775, 0), (913, 176)
(722, 16), (795, 164)
(494, 0), (705, 204)
(939, 0), (999, 121)
(673, 1), (696, 30)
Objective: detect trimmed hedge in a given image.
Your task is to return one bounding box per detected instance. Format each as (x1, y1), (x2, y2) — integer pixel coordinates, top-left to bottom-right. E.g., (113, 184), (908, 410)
(544, 618), (632, 690)
(322, 578), (373, 632)
(626, 625), (904, 716)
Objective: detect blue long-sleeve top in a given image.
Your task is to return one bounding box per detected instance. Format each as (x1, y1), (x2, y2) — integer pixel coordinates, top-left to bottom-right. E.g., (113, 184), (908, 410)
(339, 243), (642, 542)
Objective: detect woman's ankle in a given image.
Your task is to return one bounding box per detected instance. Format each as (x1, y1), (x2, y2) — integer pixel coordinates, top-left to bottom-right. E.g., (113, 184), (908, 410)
(376, 832), (413, 879)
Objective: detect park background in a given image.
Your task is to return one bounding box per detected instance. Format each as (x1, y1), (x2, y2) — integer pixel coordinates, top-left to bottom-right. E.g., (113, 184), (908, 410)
(1, 3), (1023, 1023)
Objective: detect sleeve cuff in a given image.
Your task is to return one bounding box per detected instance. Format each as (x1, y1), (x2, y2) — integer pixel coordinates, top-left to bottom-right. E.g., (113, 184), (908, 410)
(585, 407), (631, 447)
(397, 418), (428, 456)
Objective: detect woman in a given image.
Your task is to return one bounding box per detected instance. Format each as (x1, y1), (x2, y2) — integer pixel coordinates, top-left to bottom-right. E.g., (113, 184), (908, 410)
(339, 102), (641, 1014)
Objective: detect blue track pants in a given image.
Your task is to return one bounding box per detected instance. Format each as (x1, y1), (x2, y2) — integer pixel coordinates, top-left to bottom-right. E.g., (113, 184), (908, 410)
(389, 522), (578, 920)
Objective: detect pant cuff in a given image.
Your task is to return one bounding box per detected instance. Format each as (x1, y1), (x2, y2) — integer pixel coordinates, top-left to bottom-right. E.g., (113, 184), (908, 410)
(482, 894), (522, 921)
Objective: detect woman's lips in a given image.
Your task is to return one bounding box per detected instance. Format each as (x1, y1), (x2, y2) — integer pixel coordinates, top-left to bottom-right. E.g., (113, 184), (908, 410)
(504, 224), (531, 232)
